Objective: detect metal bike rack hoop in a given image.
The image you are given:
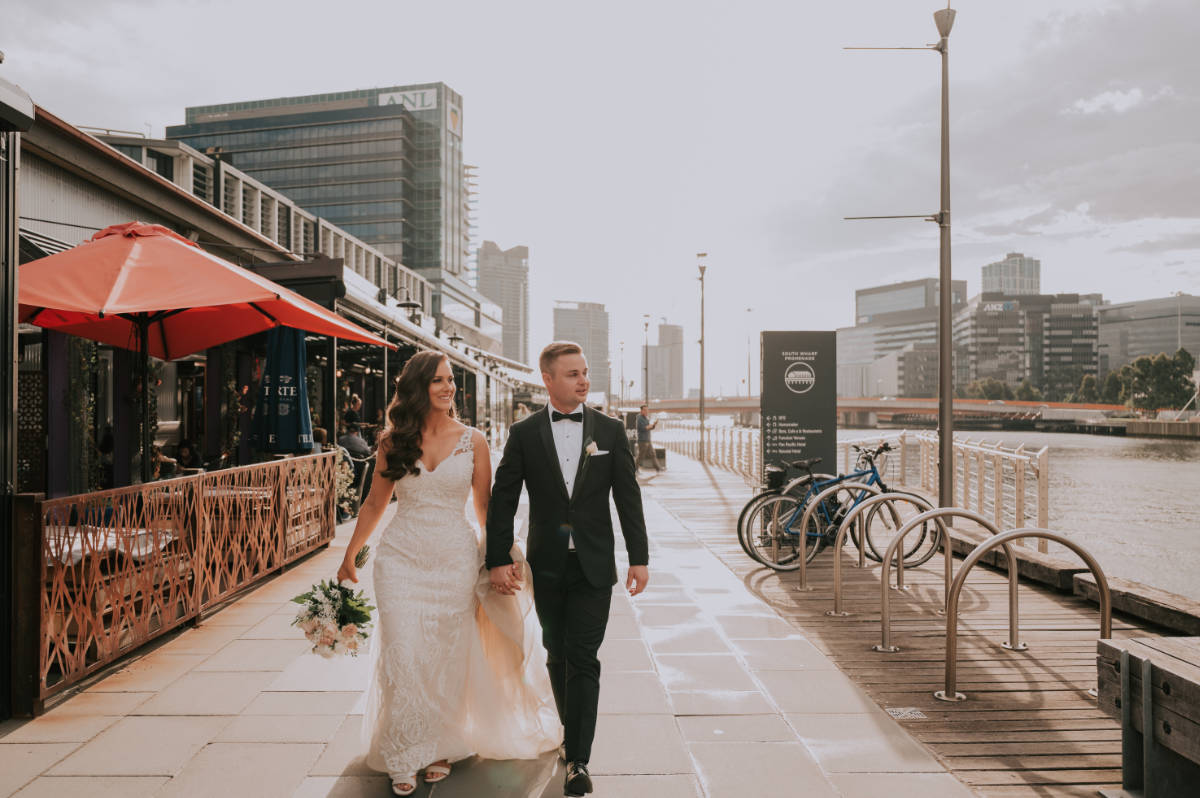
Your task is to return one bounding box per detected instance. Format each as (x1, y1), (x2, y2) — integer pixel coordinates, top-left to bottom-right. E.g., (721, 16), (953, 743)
(936, 527), (1112, 702)
(825, 492), (933, 617)
(793, 481), (882, 592)
(876, 507), (1021, 654)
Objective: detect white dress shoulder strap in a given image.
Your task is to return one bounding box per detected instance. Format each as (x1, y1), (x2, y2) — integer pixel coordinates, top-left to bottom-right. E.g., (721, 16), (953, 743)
(452, 426), (474, 457)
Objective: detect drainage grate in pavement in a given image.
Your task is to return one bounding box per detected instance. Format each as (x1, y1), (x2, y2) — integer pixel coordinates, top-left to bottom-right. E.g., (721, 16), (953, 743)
(886, 707), (927, 720)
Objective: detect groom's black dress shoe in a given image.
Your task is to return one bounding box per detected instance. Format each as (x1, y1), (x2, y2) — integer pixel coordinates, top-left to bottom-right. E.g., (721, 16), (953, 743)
(564, 761), (593, 796)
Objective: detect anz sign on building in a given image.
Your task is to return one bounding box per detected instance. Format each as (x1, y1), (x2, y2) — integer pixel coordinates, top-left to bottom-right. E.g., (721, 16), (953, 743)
(377, 88), (439, 111)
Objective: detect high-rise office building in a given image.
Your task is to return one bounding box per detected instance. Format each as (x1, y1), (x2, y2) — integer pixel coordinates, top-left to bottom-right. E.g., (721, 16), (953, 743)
(553, 301), (610, 396)
(954, 292), (1102, 397)
(982, 253), (1041, 295)
(167, 84), (501, 351)
(642, 323), (684, 400)
(837, 278), (967, 397)
(1098, 293), (1200, 375)
(477, 241), (530, 365)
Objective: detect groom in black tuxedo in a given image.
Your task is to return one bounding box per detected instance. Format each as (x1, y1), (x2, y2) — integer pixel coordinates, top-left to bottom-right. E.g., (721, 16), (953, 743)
(486, 341), (650, 797)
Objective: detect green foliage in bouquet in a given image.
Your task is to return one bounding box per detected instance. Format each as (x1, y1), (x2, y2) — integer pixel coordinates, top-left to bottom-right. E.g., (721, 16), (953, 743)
(291, 580), (376, 629)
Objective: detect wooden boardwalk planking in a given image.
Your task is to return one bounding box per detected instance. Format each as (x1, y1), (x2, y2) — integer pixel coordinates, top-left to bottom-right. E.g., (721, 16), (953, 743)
(649, 457), (1173, 798)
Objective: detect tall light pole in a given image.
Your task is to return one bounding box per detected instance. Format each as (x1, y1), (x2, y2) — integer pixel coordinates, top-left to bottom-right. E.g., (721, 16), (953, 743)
(642, 314), (650, 407)
(745, 307), (753, 398)
(845, 4), (957, 510)
(618, 340), (625, 405)
(697, 254), (708, 463)
(934, 5), (955, 511)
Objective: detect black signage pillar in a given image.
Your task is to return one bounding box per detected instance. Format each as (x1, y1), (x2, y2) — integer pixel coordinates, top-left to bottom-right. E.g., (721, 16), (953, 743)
(760, 331), (837, 474)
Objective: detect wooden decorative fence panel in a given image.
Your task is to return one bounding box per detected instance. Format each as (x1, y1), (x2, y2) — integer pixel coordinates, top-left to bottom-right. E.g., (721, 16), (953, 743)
(38, 479), (197, 698)
(280, 454), (338, 562)
(11, 451), (336, 714)
(195, 462), (284, 609)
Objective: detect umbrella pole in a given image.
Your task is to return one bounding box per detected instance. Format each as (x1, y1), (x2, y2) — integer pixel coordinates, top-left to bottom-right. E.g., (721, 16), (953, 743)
(140, 316), (151, 484)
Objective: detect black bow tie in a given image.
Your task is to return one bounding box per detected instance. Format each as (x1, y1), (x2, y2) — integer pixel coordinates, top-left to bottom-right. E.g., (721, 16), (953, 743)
(552, 410), (583, 423)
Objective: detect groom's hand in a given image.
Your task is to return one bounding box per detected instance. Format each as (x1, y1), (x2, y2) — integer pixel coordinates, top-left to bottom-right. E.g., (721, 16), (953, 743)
(489, 564), (522, 595)
(626, 565), (649, 597)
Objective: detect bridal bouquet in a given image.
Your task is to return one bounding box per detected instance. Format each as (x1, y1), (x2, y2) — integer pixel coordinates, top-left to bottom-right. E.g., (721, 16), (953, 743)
(291, 545), (375, 658)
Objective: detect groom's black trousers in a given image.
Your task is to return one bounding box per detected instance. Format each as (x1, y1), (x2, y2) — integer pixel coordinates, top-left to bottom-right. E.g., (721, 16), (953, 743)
(532, 552), (612, 764)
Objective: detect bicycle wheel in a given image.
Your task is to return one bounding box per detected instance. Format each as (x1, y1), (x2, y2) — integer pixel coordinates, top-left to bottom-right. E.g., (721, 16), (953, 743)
(736, 478), (816, 560)
(862, 493), (942, 567)
(737, 490), (783, 560)
(739, 494), (825, 568)
(742, 494), (818, 571)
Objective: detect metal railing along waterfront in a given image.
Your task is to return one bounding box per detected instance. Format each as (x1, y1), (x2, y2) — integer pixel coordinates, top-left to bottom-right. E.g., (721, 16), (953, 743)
(658, 422), (1051, 551)
(11, 451), (337, 714)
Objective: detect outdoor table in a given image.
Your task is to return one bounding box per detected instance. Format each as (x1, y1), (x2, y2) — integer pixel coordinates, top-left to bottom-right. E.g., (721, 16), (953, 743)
(42, 525), (189, 640)
(44, 525), (179, 566)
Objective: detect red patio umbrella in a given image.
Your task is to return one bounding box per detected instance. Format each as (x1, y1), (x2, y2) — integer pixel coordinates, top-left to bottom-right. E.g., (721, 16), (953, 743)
(19, 221), (394, 482)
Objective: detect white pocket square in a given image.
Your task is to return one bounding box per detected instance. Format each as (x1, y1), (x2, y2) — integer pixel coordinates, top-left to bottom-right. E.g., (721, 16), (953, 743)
(590, 450), (610, 456)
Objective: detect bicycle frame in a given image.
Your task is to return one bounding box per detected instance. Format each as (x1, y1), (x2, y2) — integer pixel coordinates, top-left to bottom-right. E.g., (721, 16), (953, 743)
(781, 457), (888, 539)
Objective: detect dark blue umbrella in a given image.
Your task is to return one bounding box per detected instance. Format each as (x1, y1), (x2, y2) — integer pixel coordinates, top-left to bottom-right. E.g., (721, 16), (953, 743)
(253, 327), (315, 453)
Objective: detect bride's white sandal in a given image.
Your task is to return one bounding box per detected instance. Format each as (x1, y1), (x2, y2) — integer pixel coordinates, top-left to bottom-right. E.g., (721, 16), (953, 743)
(424, 761), (452, 783)
(391, 774), (418, 796)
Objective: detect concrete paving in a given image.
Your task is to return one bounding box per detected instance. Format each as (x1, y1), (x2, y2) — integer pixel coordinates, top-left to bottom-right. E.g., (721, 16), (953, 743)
(1, 465), (976, 797)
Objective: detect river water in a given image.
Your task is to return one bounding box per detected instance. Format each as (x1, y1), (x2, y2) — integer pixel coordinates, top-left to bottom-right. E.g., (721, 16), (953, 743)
(841, 427), (1200, 601)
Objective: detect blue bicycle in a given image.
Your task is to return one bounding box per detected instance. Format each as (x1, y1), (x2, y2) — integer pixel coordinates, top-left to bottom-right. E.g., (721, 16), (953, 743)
(739, 443), (939, 571)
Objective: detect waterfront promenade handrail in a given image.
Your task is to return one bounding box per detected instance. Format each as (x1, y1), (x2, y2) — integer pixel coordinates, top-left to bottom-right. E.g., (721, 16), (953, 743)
(657, 423), (1050, 545)
(794, 481), (882, 591)
(936, 526), (1112, 702)
(875, 507), (1022, 654)
(826, 492), (937, 617)
(11, 451), (337, 715)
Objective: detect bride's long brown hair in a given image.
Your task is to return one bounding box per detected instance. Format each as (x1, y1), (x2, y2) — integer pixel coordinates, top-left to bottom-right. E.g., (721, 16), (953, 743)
(378, 350), (457, 480)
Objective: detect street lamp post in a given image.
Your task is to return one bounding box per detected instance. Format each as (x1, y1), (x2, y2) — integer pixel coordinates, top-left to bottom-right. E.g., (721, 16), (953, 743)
(619, 341), (625, 405)
(698, 254), (707, 463)
(934, 5), (956, 512)
(642, 315), (650, 407)
(845, 4), (957, 510)
(745, 307), (753, 398)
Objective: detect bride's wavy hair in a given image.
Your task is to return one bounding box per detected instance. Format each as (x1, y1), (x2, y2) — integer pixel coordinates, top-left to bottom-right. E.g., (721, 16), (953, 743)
(378, 350), (457, 480)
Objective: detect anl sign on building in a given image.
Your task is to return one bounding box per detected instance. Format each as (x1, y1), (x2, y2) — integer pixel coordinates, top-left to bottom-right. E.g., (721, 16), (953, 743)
(760, 331), (837, 474)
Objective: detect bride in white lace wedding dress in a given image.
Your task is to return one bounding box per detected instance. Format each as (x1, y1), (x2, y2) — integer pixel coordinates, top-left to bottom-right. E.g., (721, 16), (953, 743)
(337, 352), (561, 795)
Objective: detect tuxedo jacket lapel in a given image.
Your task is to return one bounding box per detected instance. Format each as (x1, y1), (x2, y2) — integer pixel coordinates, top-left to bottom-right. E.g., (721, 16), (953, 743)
(537, 409), (570, 501)
(570, 406), (595, 503)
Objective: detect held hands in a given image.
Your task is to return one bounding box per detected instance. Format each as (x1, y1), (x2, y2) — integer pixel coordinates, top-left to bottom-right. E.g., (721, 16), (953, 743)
(626, 565), (649, 597)
(489, 563), (523, 595)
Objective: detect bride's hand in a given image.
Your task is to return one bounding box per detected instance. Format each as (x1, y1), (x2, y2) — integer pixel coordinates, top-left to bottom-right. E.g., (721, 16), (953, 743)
(337, 560), (358, 584)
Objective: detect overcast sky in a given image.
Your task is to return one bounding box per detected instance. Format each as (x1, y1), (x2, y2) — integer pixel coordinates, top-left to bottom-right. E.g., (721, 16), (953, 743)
(7, 0), (1199, 395)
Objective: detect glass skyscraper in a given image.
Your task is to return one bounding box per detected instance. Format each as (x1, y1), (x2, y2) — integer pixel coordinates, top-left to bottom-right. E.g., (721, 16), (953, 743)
(167, 84), (499, 350)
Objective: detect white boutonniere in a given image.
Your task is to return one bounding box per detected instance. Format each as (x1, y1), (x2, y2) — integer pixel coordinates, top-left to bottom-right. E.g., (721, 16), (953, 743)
(585, 440), (599, 457)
